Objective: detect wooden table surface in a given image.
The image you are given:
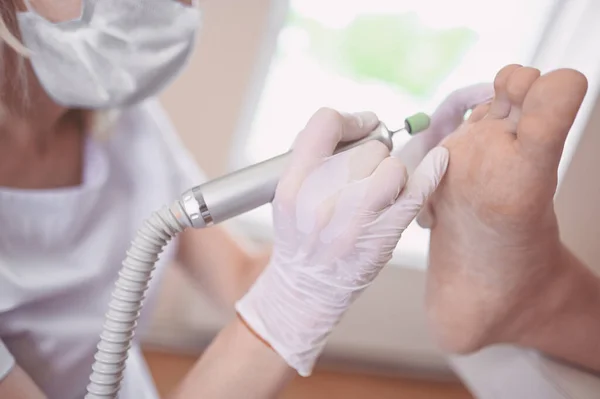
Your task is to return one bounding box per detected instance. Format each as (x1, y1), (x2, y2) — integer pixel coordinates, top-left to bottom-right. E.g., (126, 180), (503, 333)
(144, 350), (473, 399)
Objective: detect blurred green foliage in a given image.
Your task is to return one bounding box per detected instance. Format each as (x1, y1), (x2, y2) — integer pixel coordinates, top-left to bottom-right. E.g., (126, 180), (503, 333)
(287, 11), (478, 98)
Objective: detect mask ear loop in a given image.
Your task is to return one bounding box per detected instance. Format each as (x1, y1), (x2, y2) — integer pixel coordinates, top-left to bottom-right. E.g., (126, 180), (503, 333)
(0, 10), (31, 57)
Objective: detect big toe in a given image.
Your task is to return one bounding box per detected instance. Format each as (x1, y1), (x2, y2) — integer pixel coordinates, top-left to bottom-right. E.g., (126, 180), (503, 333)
(517, 68), (588, 165)
(506, 67), (541, 125)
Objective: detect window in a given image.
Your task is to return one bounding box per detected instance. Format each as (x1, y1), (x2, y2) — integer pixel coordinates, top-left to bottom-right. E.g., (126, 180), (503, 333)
(230, 0), (584, 269)
(240, 0), (556, 163)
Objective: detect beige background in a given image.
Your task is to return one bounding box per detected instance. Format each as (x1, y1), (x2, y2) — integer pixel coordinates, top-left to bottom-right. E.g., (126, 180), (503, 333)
(159, 0), (274, 178)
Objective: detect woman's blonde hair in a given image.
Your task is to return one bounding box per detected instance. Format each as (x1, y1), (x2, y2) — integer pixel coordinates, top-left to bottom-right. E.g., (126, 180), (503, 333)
(0, 0), (116, 139)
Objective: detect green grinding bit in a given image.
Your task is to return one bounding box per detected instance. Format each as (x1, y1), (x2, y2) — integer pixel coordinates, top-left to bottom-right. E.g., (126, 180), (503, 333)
(404, 112), (431, 135)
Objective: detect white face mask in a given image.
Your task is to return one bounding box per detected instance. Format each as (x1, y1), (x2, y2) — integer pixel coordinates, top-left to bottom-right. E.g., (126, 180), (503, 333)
(17, 0), (200, 108)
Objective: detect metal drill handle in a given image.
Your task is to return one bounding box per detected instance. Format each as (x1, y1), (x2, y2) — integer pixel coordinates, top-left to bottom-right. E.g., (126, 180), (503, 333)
(182, 123), (395, 228)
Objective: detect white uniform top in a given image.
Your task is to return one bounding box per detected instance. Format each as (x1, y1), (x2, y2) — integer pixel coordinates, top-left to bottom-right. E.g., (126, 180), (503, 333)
(0, 99), (205, 399)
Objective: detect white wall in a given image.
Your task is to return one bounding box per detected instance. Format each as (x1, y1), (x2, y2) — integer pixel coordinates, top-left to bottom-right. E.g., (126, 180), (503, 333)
(556, 91), (600, 273)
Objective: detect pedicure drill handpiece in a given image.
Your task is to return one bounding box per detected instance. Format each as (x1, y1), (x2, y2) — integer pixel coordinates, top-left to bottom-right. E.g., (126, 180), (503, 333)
(180, 112), (431, 228)
(86, 114), (427, 396)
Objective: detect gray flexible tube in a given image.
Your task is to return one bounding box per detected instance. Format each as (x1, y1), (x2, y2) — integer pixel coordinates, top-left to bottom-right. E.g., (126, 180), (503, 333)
(85, 114), (429, 397)
(85, 201), (192, 398)
(84, 124), (394, 396)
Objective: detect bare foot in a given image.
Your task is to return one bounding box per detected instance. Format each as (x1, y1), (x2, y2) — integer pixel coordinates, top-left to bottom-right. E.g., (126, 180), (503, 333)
(426, 65), (588, 353)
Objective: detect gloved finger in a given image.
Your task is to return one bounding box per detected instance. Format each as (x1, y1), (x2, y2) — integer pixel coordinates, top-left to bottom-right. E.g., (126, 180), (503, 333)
(318, 157), (407, 258)
(386, 146), (450, 230)
(293, 133), (389, 203)
(292, 108), (379, 162)
(428, 82), (495, 139)
(394, 130), (442, 176)
(347, 140), (390, 180)
(293, 141), (390, 237)
(396, 83), (493, 174)
(276, 109), (380, 213)
(416, 202), (435, 229)
(355, 156), (408, 214)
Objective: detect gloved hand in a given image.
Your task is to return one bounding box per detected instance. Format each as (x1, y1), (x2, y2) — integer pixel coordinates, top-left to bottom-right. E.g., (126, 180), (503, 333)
(236, 108), (449, 376)
(393, 83), (494, 228)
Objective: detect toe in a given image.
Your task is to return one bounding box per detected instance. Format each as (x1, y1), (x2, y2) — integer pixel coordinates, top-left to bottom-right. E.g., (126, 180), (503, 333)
(506, 67), (541, 124)
(468, 102), (491, 122)
(487, 64), (522, 119)
(517, 68), (588, 165)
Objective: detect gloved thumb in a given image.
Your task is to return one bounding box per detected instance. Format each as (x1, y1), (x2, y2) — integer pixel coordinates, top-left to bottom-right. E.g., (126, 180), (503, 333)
(395, 83), (494, 229)
(386, 146), (449, 230)
(397, 82), (494, 175)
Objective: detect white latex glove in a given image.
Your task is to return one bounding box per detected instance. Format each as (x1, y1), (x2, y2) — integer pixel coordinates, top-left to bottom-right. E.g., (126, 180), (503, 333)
(393, 83), (494, 228)
(236, 108), (449, 376)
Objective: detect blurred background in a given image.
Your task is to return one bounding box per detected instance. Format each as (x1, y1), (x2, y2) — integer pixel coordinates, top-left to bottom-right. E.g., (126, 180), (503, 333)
(144, 0), (600, 397)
